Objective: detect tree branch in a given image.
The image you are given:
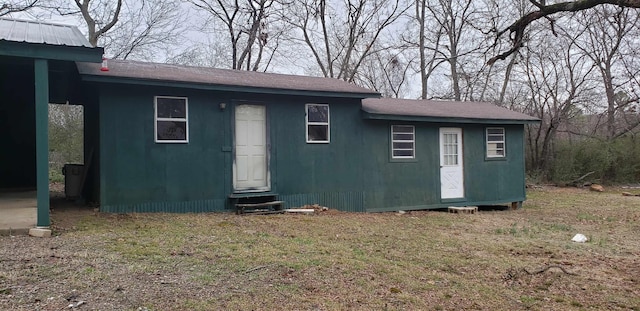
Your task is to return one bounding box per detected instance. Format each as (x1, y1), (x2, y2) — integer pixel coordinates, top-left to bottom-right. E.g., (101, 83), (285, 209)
(488, 0), (640, 65)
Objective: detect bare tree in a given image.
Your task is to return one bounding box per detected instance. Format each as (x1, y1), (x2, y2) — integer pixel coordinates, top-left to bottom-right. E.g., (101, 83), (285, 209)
(102, 0), (186, 60)
(430, 0), (473, 100)
(489, 0), (640, 65)
(47, 0), (185, 61)
(73, 0), (122, 47)
(572, 6), (640, 139)
(357, 48), (410, 98)
(188, 0), (279, 71)
(407, 0), (492, 100)
(518, 29), (596, 175)
(285, 0), (408, 82)
(165, 39), (228, 68)
(0, 0), (39, 16)
(47, 0), (121, 47)
(409, 0), (445, 99)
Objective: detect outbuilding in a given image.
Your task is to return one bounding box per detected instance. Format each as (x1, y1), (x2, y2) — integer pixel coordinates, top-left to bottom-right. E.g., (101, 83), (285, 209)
(0, 18), (539, 226)
(360, 98), (539, 211)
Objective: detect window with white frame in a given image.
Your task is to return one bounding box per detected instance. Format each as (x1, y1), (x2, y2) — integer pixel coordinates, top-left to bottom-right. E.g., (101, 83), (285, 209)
(155, 96), (188, 143)
(391, 125), (415, 159)
(306, 104), (329, 143)
(486, 127), (505, 158)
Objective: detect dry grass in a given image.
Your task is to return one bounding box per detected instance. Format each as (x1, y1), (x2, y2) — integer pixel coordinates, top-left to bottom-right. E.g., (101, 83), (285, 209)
(1, 186), (639, 310)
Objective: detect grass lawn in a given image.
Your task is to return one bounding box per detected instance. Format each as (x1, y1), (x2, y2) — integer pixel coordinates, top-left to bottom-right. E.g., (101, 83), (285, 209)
(1, 187), (639, 310)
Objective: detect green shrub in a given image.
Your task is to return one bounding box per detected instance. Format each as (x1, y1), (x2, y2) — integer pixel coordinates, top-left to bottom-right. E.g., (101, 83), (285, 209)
(546, 136), (640, 184)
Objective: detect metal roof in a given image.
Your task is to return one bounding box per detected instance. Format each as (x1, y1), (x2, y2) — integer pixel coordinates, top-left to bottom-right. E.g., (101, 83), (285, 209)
(0, 17), (92, 47)
(77, 60), (381, 98)
(362, 98), (539, 123)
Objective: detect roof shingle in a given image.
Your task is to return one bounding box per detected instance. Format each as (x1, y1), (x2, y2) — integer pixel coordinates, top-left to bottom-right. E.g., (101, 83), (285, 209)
(76, 60), (381, 97)
(362, 98), (539, 122)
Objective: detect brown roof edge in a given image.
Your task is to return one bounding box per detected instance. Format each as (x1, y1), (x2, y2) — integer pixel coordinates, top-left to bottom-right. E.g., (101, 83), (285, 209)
(76, 60), (380, 97)
(362, 98), (539, 122)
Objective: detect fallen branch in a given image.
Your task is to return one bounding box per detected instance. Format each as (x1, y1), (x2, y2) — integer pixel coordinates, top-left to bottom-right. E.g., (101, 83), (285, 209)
(503, 264), (577, 284)
(524, 265), (577, 276)
(570, 171), (595, 185)
(244, 264), (276, 274)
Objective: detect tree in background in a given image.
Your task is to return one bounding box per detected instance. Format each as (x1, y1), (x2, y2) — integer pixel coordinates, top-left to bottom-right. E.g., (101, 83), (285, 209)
(519, 32), (596, 177)
(573, 6), (640, 140)
(405, 0), (498, 100)
(357, 47), (411, 98)
(187, 0), (284, 71)
(48, 104), (83, 182)
(285, 0), (408, 82)
(488, 0), (640, 65)
(70, 0), (122, 47)
(1, 0), (38, 16)
(99, 0), (186, 60)
(49, 0), (185, 61)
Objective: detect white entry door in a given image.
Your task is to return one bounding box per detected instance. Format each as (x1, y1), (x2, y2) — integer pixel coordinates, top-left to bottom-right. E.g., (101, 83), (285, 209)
(439, 128), (464, 199)
(234, 104), (269, 191)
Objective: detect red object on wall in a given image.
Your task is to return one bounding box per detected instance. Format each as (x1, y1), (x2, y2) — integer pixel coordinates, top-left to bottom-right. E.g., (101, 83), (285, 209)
(100, 57), (109, 71)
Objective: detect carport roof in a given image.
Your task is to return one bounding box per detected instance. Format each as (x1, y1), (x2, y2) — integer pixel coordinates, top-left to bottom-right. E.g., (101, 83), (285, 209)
(362, 98), (540, 124)
(0, 18), (102, 62)
(77, 59), (381, 98)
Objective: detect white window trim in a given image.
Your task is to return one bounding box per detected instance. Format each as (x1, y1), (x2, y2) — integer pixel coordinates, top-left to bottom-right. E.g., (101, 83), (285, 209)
(486, 127), (505, 158)
(391, 125), (415, 159)
(305, 103), (330, 143)
(154, 96), (189, 143)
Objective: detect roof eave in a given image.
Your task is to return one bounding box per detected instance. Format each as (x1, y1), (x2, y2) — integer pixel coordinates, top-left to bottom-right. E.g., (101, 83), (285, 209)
(361, 111), (541, 124)
(0, 40), (103, 62)
(80, 74), (382, 99)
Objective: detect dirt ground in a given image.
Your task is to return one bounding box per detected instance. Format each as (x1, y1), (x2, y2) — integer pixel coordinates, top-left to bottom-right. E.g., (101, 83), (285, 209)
(1, 186), (639, 310)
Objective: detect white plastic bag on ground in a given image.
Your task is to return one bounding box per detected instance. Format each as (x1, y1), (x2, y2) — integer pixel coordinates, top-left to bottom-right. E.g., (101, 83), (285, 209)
(571, 233), (588, 243)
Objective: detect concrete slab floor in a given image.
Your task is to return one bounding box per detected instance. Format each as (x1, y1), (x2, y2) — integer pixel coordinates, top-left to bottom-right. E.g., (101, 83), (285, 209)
(0, 191), (37, 236)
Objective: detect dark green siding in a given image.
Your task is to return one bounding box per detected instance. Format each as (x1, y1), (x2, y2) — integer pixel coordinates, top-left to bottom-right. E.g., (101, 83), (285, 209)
(96, 84), (370, 212)
(94, 83), (527, 213)
(98, 85), (227, 212)
(268, 97), (366, 211)
(82, 88), (101, 203)
(463, 124), (526, 204)
(362, 122), (526, 212)
(362, 120), (440, 211)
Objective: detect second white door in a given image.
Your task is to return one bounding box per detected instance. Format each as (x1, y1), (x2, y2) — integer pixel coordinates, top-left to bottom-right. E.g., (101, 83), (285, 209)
(439, 127), (464, 199)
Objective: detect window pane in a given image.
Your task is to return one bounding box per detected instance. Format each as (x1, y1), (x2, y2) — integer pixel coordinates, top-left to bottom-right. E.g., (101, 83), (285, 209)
(157, 121), (187, 141)
(444, 133), (457, 145)
(486, 128), (506, 157)
(449, 155), (458, 165)
(487, 149), (504, 157)
(308, 125), (328, 141)
(393, 133), (414, 141)
(157, 98), (186, 118)
(307, 105), (328, 122)
(391, 125), (415, 159)
(393, 142), (414, 149)
(392, 125), (413, 133)
(393, 149), (413, 157)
